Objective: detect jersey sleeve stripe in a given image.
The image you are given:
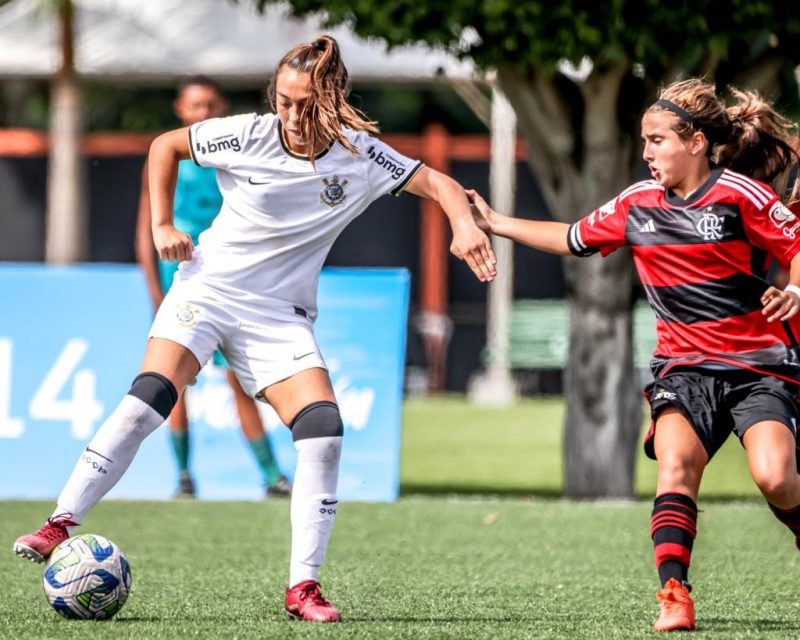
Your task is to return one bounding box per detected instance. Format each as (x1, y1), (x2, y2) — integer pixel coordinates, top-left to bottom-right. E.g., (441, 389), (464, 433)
(722, 169), (774, 201)
(718, 177), (769, 208)
(720, 172), (769, 205)
(720, 172), (772, 206)
(188, 126), (200, 166)
(567, 222), (598, 256)
(618, 180), (663, 201)
(390, 161), (425, 196)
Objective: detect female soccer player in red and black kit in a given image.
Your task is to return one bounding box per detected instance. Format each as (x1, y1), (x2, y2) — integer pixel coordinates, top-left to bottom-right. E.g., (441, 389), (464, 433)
(468, 78), (800, 632)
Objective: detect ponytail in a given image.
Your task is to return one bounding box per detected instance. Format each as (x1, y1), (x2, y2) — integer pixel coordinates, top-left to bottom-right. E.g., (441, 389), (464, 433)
(715, 87), (800, 202)
(268, 35), (378, 160)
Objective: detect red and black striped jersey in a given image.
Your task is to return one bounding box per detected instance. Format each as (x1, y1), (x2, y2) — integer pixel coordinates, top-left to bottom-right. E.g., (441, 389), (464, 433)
(567, 166), (800, 381)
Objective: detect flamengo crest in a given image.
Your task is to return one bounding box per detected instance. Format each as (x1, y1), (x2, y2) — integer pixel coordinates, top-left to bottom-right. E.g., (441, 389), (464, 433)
(320, 176), (348, 207)
(696, 207), (723, 241)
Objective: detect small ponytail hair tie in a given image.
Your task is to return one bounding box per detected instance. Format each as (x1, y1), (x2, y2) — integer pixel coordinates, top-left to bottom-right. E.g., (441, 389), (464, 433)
(312, 39), (327, 51)
(654, 99), (698, 129)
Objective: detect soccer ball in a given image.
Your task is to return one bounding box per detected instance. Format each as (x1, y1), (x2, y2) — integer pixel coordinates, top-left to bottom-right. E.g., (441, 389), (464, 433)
(42, 533), (132, 619)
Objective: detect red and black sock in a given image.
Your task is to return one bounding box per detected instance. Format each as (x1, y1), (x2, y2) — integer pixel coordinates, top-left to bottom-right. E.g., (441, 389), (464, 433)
(767, 501), (800, 550)
(651, 492), (698, 588)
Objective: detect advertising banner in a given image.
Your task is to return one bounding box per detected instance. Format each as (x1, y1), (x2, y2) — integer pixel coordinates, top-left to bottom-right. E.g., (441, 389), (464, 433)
(0, 265), (409, 501)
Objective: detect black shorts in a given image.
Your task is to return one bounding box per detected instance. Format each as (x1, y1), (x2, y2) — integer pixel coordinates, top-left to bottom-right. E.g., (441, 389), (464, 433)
(643, 367), (799, 460)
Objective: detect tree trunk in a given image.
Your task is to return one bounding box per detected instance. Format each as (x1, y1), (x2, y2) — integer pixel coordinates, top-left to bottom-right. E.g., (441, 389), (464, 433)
(498, 63), (643, 498)
(563, 252), (642, 497)
(45, 0), (86, 264)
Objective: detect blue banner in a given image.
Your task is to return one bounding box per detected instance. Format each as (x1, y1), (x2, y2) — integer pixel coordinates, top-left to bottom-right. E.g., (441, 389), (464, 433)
(0, 264), (409, 501)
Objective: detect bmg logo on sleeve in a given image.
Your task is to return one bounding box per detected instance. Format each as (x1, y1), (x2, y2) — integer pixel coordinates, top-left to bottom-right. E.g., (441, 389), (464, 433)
(366, 145), (406, 181)
(196, 134), (241, 155)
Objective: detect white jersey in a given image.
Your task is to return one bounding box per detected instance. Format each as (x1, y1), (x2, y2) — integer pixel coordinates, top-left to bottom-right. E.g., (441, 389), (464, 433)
(182, 112), (423, 320)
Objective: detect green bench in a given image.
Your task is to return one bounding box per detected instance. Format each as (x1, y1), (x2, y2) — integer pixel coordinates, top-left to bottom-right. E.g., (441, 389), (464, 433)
(506, 300), (657, 369)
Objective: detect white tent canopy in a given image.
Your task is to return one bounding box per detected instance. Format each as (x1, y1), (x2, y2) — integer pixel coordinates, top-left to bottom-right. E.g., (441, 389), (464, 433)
(0, 0), (473, 82)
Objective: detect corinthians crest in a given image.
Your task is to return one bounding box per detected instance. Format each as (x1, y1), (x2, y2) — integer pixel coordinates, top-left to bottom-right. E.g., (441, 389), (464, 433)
(320, 176), (348, 207)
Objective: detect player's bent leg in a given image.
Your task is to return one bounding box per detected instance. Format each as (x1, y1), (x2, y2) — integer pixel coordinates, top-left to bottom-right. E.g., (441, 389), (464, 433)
(744, 420), (800, 506)
(744, 420), (800, 549)
(651, 408), (704, 632)
(13, 339), (200, 563)
(284, 402), (342, 622)
(262, 369), (341, 622)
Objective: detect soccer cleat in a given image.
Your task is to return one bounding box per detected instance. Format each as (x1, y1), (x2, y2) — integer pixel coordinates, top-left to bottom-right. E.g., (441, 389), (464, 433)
(175, 472), (196, 498)
(285, 580), (341, 622)
(266, 475), (292, 498)
(13, 515), (78, 563)
(654, 578), (695, 632)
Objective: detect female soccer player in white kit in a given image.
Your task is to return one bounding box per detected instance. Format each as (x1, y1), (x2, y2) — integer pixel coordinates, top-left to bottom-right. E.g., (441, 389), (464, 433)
(14, 35), (496, 622)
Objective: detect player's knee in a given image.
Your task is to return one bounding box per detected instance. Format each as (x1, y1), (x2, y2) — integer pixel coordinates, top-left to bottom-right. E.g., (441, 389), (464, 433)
(657, 453), (704, 488)
(290, 401), (343, 442)
(752, 466), (796, 502)
(128, 372), (179, 420)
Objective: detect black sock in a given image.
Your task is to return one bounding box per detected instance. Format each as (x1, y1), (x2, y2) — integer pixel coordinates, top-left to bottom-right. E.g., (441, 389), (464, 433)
(651, 492), (698, 588)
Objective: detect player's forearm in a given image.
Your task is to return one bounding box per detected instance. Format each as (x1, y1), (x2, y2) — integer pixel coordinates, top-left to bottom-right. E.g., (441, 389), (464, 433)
(148, 130), (188, 229)
(489, 215), (571, 255)
(432, 174), (475, 229)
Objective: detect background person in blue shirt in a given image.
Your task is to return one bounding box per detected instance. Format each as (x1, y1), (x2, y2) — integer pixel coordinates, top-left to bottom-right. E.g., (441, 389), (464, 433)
(135, 76), (290, 498)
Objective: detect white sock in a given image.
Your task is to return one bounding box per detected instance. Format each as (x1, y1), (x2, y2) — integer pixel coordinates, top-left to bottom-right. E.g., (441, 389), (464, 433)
(52, 395), (166, 526)
(289, 436), (341, 587)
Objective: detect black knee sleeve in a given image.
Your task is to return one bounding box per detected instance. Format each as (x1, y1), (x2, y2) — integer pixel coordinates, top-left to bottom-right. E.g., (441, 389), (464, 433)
(128, 372), (178, 419)
(290, 401), (343, 441)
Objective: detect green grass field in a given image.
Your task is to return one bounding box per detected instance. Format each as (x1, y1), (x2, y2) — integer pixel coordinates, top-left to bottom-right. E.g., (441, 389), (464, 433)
(402, 396), (760, 499)
(2, 397), (793, 639)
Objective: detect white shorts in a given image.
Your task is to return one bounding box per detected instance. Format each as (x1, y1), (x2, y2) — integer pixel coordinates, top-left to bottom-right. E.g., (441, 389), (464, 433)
(149, 278), (327, 400)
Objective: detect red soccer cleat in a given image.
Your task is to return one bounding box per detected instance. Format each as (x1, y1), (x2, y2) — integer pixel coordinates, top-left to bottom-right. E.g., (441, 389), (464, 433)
(654, 578), (696, 632)
(13, 515), (78, 563)
(284, 580), (341, 622)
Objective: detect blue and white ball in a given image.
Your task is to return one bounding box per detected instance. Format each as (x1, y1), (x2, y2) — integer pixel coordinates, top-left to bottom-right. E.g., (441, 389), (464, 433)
(42, 534), (132, 619)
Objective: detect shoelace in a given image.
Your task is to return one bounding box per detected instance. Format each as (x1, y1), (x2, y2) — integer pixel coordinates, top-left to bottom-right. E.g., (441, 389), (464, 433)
(657, 589), (690, 607)
(40, 516), (77, 541)
(298, 583), (330, 607)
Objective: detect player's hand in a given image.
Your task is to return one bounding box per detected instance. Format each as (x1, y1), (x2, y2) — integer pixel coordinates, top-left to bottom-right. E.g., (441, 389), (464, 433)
(450, 218), (496, 283)
(153, 224), (193, 262)
(761, 285), (800, 322)
(465, 189), (495, 233)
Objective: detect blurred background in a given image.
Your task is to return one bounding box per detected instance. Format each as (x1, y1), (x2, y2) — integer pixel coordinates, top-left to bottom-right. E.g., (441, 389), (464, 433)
(1, 0), (800, 501)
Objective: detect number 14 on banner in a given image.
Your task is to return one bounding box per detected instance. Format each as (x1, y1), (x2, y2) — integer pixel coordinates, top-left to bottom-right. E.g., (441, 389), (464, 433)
(0, 338), (104, 440)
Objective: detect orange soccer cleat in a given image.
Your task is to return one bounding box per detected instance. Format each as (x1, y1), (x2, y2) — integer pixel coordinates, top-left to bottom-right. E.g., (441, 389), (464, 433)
(654, 578), (695, 632)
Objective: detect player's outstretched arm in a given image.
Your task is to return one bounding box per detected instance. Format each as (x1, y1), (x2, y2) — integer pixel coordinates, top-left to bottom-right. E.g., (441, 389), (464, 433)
(405, 167), (497, 282)
(466, 189), (571, 256)
(148, 127), (194, 263)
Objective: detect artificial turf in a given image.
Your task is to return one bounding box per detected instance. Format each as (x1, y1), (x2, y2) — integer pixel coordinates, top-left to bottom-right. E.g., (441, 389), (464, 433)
(2, 397), (790, 638)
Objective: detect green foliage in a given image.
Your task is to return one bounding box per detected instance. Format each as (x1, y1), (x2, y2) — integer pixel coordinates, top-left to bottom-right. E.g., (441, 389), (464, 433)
(250, 0), (800, 75)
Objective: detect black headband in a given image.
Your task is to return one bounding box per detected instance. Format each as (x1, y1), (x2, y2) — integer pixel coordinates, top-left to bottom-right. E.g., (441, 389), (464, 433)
(654, 99), (698, 129)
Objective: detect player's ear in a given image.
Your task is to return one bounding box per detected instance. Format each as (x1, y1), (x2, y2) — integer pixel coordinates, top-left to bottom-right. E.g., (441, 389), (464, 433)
(690, 130), (708, 156)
